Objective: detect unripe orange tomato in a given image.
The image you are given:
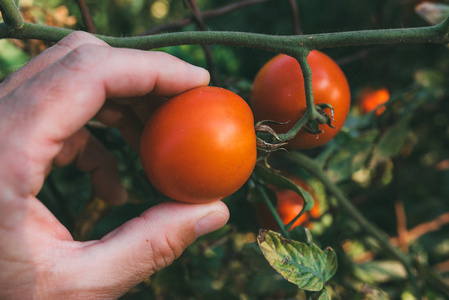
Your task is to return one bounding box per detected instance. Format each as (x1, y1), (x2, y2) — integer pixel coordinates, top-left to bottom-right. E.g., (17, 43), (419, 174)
(139, 86), (257, 204)
(358, 88), (390, 116)
(250, 51), (351, 149)
(257, 176), (321, 231)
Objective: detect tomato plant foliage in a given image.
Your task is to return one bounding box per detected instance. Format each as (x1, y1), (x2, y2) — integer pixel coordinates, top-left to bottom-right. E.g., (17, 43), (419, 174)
(257, 230), (337, 292)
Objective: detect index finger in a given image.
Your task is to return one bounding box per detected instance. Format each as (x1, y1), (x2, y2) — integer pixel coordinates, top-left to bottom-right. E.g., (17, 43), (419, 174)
(8, 44), (210, 143)
(1, 42), (209, 196)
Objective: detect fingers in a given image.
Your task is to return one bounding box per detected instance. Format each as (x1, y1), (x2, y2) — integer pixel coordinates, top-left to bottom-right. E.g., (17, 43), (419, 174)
(0, 35), (209, 196)
(94, 102), (144, 152)
(53, 128), (127, 205)
(0, 31), (108, 98)
(74, 201), (229, 297)
(9, 41), (210, 145)
(95, 96), (168, 151)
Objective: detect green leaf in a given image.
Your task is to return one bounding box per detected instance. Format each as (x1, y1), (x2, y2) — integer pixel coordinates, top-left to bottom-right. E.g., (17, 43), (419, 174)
(254, 164), (314, 211)
(315, 285), (333, 300)
(376, 119), (409, 159)
(257, 230), (338, 292)
(353, 260), (407, 284)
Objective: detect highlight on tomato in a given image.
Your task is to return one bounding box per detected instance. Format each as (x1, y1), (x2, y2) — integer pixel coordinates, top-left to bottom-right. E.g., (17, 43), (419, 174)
(250, 50), (351, 149)
(358, 87), (390, 116)
(256, 176), (321, 231)
(139, 86), (257, 204)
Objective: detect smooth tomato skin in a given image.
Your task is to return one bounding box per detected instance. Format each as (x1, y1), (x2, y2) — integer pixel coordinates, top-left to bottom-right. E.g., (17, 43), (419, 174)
(257, 177), (320, 231)
(139, 86), (257, 204)
(250, 51), (351, 149)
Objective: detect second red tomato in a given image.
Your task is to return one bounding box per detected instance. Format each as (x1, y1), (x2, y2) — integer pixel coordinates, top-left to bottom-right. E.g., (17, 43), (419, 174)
(256, 176), (321, 231)
(250, 51), (351, 149)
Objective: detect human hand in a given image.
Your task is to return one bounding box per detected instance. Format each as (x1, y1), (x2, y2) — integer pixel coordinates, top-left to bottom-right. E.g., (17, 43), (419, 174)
(0, 32), (229, 299)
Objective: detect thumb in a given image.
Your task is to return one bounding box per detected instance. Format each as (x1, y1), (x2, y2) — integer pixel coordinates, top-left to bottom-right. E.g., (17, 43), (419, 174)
(75, 201), (229, 297)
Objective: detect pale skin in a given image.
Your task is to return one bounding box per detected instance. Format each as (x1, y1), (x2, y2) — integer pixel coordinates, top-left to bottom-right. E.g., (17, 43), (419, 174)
(0, 32), (229, 299)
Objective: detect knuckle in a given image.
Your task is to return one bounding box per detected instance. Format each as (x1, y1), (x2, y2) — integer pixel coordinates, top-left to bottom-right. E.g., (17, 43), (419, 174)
(57, 31), (98, 49)
(58, 43), (109, 73)
(50, 32), (109, 64)
(150, 235), (184, 273)
(152, 51), (179, 63)
(137, 211), (193, 274)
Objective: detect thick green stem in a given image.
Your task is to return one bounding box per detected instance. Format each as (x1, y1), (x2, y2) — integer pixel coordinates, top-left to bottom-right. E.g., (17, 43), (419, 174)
(277, 51), (313, 141)
(0, 0), (23, 29)
(277, 51), (327, 142)
(296, 52), (315, 117)
(1, 22), (300, 53)
(282, 152), (421, 297)
(1, 18), (449, 52)
(435, 14), (449, 36)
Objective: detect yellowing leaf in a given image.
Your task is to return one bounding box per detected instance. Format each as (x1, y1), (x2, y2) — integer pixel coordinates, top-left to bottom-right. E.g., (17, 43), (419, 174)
(257, 230), (337, 292)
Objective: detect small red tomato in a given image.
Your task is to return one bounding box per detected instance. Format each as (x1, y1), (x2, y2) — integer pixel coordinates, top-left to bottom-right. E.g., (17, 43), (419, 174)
(359, 88), (390, 116)
(256, 176), (321, 231)
(250, 51), (351, 149)
(140, 86), (257, 204)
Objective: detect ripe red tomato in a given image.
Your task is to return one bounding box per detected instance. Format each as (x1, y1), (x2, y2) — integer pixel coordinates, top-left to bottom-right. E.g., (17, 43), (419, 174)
(139, 86), (257, 204)
(257, 176), (321, 231)
(358, 87), (390, 116)
(250, 51), (351, 149)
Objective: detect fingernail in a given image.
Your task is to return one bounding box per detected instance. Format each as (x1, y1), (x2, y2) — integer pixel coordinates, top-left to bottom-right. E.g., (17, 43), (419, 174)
(195, 211), (227, 238)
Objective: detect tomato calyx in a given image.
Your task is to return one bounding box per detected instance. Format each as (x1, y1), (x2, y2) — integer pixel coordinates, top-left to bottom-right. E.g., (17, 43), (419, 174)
(302, 122), (323, 135)
(315, 103), (337, 129)
(255, 101), (339, 151)
(255, 121), (288, 152)
(297, 104), (336, 137)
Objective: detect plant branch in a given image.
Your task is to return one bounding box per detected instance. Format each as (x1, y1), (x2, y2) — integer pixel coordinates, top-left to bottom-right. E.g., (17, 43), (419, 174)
(285, 209), (306, 232)
(277, 50), (320, 142)
(75, 0), (96, 34)
(0, 0), (23, 29)
(436, 12), (449, 35)
(183, 0), (220, 86)
(394, 197), (409, 252)
(391, 211), (449, 246)
(2, 17), (449, 53)
(287, 0), (301, 35)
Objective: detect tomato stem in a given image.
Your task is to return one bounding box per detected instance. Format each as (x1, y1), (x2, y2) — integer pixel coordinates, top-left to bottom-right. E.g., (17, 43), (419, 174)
(284, 210), (306, 232)
(2, 16), (449, 50)
(0, 0), (23, 30)
(435, 15), (449, 37)
(276, 51), (328, 143)
(256, 184), (291, 239)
